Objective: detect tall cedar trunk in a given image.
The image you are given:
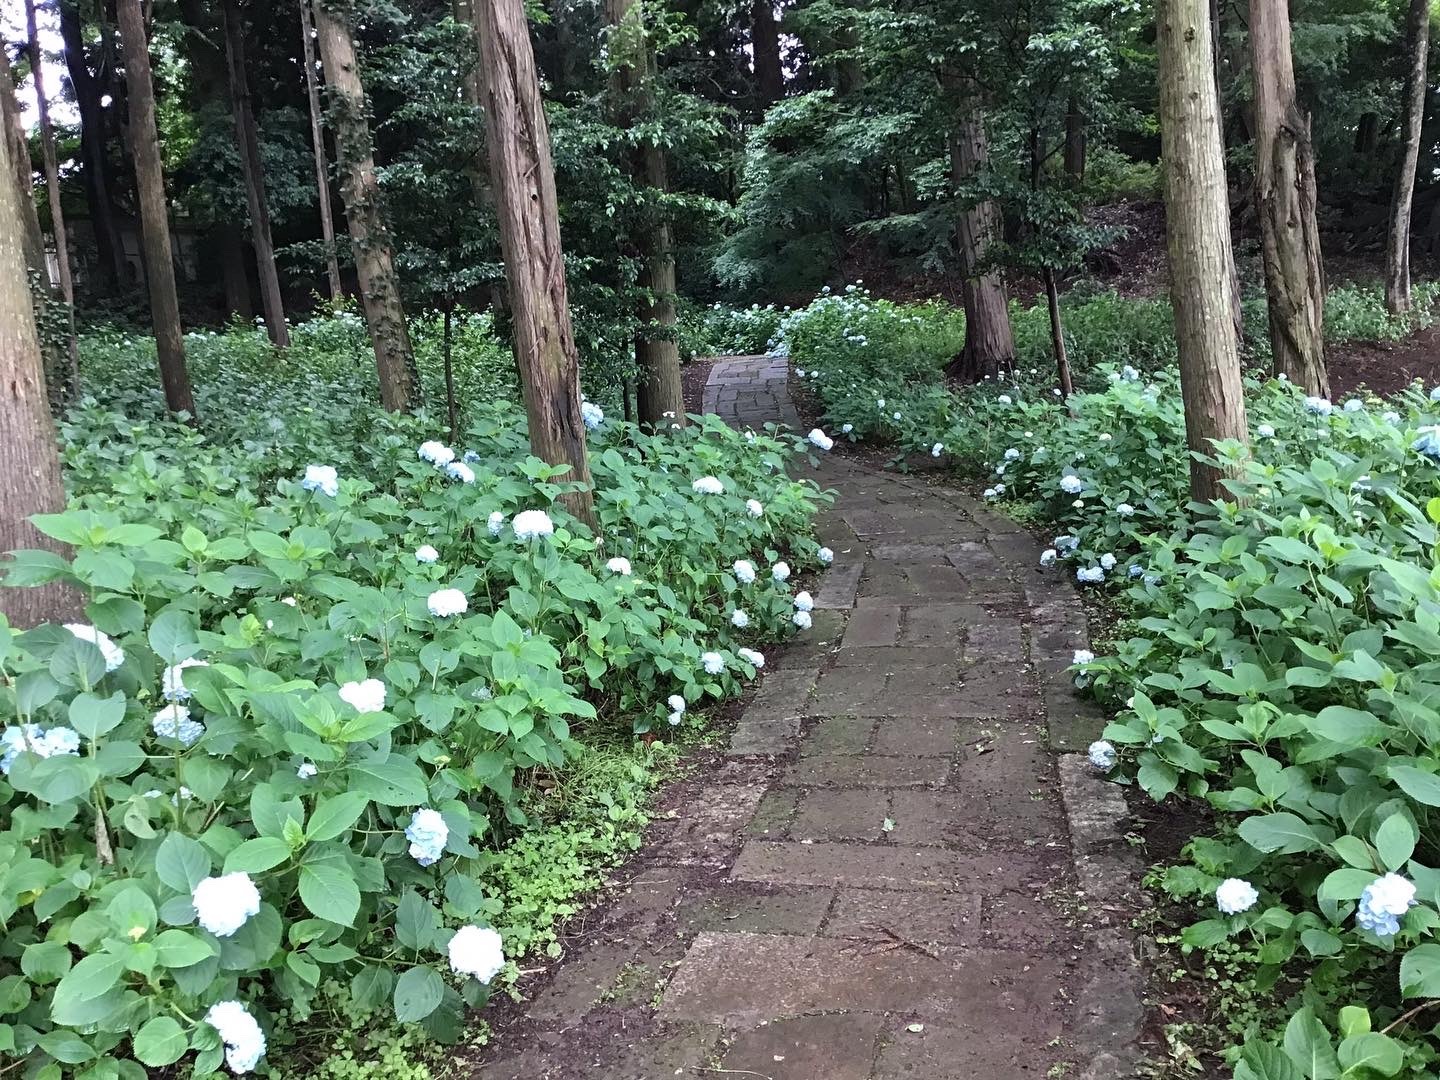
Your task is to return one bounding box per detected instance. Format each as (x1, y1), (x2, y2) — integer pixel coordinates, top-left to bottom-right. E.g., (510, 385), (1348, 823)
(1209, 0), (1246, 344)
(443, 301), (459, 445)
(454, 0), (506, 321)
(752, 0), (784, 104)
(117, 0), (198, 419)
(607, 0), (685, 427)
(299, 0), (343, 301)
(218, 225), (253, 317)
(1159, 0), (1250, 501)
(26, 0), (82, 396)
(1063, 96), (1087, 185)
(1, 63), (47, 279)
(1354, 111), (1380, 155)
(1385, 0), (1430, 314)
(1043, 267), (1075, 400)
(0, 101), (83, 628)
(945, 84), (1016, 380)
(313, 0), (416, 411)
(1250, 0), (1328, 396)
(467, 0), (596, 526)
(221, 0), (290, 347)
(59, 0), (125, 294)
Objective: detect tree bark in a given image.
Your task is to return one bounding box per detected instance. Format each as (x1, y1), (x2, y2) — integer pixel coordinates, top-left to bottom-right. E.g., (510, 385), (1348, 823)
(1063, 96), (1086, 185)
(299, 0), (344, 302)
(1159, 0), (1250, 501)
(26, 0), (81, 397)
(0, 101), (83, 628)
(221, 0), (290, 346)
(467, 0), (596, 526)
(117, 0), (198, 419)
(1208, 0), (1245, 345)
(1249, 0), (1328, 396)
(0, 62), (46, 277)
(217, 224), (253, 318)
(607, 0), (685, 427)
(1043, 267), (1075, 400)
(752, 0), (784, 104)
(59, 0), (125, 294)
(1385, 0), (1430, 315)
(313, 0), (416, 411)
(945, 84), (1016, 380)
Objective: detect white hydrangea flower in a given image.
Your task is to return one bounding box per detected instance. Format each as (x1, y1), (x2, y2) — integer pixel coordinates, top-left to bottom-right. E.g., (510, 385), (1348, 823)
(205, 1000), (266, 1074)
(667, 693), (686, 716)
(931, 443), (944, 457)
(692, 476), (725, 495)
(817, 547), (834, 565)
(841, 423), (854, 434)
(731, 609), (749, 628)
(1039, 548), (1057, 567)
(1077, 566), (1105, 584)
(1073, 650), (1095, 665)
(983, 487), (997, 498)
(416, 544), (440, 564)
(338, 678), (386, 714)
(772, 561), (791, 582)
(1004, 448), (1020, 461)
(405, 808), (449, 866)
(449, 925), (506, 982)
(1059, 475), (1084, 495)
(445, 461), (476, 484)
(793, 591), (814, 612)
(418, 441), (455, 466)
(1343, 398), (1364, 413)
(64, 624), (125, 672)
(152, 704), (204, 746)
(876, 398), (886, 409)
(733, 560), (757, 584)
(513, 510), (555, 541)
(606, 556), (632, 576)
(297, 762), (318, 780)
(1382, 411), (1400, 424)
(701, 651), (725, 675)
(737, 647), (765, 668)
(193, 873), (262, 937)
(427, 589), (468, 617)
(487, 511), (506, 537)
(793, 610), (812, 630)
(300, 464), (339, 497)
(1215, 878), (1259, 915)
(997, 394), (1012, 405)
(746, 499), (764, 517)
(581, 401), (604, 430)
(1087, 740), (1116, 771)
(808, 428), (834, 451)
(1099, 553), (1117, 570)
(162, 657), (208, 702)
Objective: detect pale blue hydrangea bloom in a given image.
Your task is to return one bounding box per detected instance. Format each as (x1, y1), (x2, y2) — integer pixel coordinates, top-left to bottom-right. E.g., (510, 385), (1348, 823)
(1343, 398), (1364, 413)
(301, 464), (339, 497)
(701, 651), (725, 675)
(1128, 564), (1144, 578)
(1077, 566), (1105, 584)
(406, 809), (449, 867)
(1, 725), (80, 775)
(581, 401), (604, 430)
(1087, 740), (1116, 770)
(445, 461), (476, 484)
(1304, 396), (1333, 416)
(1060, 475), (1084, 495)
(416, 545), (440, 564)
(692, 476), (725, 495)
(152, 705), (204, 746)
(1055, 535), (1079, 553)
(1100, 553), (1117, 571)
(1004, 448), (1021, 461)
(488, 511), (506, 537)
(418, 441), (455, 467)
(1356, 873), (1416, 937)
(817, 547), (834, 565)
(1383, 411), (1401, 424)
(1413, 426), (1440, 462)
(1257, 424), (1275, 439)
(1116, 503), (1135, 517)
(1039, 549), (1057, 567)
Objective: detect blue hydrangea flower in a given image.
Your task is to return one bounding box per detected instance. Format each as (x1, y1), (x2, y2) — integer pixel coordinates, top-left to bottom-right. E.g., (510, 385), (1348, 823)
(1413, 426), (1440, 462)
(300, 464), (338, 498)
(1304, 396), (1333, 416)
(405, 809), (449, 867)
(1355, 873), (1416, 938)
(1077, 566), (1105, 584)
(1087, 740), (1116, 770)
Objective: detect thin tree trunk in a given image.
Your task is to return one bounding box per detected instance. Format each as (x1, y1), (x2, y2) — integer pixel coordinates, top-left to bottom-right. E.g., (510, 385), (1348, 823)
(217, 225), (252, 318)
(752, 0), (784, 104)
(117, 0), (197, 419)
(299, 0), (343, 302)
(59, 0), (125, 294)
(1159, 0), (1250, 501)
(945, 81), (1016, 380)
(221, 0), (289, 347)
(443, 301), (458, 445)
(0, 105), (83, 628)
(1209, 0), (1245, 344)
(1354, 111), (1380, 156)
(1249, 0), (1327, 396)
(1385, 0), (1430, 315)
(467, 0), (596, 526)
(313, 0), (416, 411)
(26, 0), (81, 397)
(1063, 96), (1087, 185)
(607, 0), (685, 427)
(1043, 267), (1075, 400)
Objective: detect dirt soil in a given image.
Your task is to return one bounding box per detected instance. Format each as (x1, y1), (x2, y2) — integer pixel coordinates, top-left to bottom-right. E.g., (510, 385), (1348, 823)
(1328, 323), (1440, 398)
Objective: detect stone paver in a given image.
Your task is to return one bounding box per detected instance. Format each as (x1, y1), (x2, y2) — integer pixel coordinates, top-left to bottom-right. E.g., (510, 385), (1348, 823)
(472, 356), (1141, 1080)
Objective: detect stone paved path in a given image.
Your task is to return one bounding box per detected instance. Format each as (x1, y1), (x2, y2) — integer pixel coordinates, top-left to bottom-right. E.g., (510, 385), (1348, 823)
(474, 357), (1145, 1079)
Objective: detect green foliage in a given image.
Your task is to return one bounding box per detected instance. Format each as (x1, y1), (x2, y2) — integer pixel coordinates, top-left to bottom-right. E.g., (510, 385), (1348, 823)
(1, 317), (828, 1076)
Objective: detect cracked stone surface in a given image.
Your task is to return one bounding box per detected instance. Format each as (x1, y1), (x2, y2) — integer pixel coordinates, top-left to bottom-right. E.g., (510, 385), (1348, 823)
(469, 356), (1145, 1079)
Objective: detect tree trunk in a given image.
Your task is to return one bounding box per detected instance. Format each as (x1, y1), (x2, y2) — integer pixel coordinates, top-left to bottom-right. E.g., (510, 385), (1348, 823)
(117, 0), (197, 419)
(1063, 96), (1086, 185)
(1249, 0), (1327, 397)
(299, 0), (344, 302)
(752, 0), (784, 104)
(313, 0), (416, 411)
(1159, 0), (1250, 501)
(221, 0), (289, 347)
(1385, 0), (1430, 315)
(0, 102), (83, 628)
(59, 0), (125, 295)
(607, 0), (685, 427)
(1043, 267), (1075, 400)
(26, 0), (81, 397)
(467, 0), (596, 526)
(1354, 111), (1380, 156)
(0, 62), (46, 278)
(217, 225), (253, 318)
(443, 301), (459, 445)
(945, 83), (1016, 380)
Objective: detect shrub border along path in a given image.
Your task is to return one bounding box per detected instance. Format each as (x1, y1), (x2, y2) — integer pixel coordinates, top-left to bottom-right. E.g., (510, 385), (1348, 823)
(471, 357), (1145, 1078)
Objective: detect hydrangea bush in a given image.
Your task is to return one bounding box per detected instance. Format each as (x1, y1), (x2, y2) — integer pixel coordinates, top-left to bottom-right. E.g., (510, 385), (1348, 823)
(781, 285), (1440, 1071)
(1, 351), (829, 1075)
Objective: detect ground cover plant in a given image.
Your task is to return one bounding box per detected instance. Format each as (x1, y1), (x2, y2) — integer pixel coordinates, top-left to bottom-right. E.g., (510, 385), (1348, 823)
(0, 316), (829, 1077)
(782, 284), (1440, 1074)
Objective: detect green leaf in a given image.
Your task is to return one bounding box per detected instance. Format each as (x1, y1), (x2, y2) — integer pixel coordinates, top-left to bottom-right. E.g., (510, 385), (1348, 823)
(132, 1016), (188, 1067)
(1374, 814), (1417, 872)
(306, 792), (370, 842)
(1239, 1044), (1304, 1080)
(155, 832), (211, 893)
(224, 837), (294, 874)
(1389, 765), (1440, 807)
(153, 929), (216, 968)
(1281, 1007), (1339, 1080)
(1337, 1006), (1371, 1038)
(52, 951), (126, 1008)
(392, 966), (444, 1022)
(1400, 944), (1440, 998)
(148, 609), (200, 663)
(1336, 1032), (1403, 1076)
(67, 692), (127, 739)
(1311, 706), (1390, 748)
(298, 864), (361, 925)
(21, 941), (73, 984)
(347, 758), (429, 806)
(1238, 812), (1323, 855)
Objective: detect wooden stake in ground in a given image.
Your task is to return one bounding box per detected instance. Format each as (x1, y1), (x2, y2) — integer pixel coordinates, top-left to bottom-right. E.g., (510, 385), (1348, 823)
(26, 0), (81, 398)
(1249, 0), (1327, 397)
(1385, 0), (1430, 315)
(117, 0), (198, 419)
(1159, 0), (1249, 502)
(0, 96), (83, 628)
(221, 0), (290, 347)
(467, 0), (596, 526)
(313, 0), (416, 410)
(299, 0), (343, 302)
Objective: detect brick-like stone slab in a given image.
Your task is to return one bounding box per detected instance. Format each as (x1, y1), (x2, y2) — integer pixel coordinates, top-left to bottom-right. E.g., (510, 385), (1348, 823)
(785, 753), (950, 789)
(814, 561), (864, 609)
(824, 887), (981, 943)
(870, 716), (961, 757)
(842, 603), (902, 647)
(791, 788), (891, 841)
(721, 1013), (882, 1080)
(731, 841), (1023, 891)
(676, 884), (835, 937)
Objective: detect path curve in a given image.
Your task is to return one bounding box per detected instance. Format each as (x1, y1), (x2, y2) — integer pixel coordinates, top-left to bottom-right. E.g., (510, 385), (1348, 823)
(476, 357), (1145, 1079)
